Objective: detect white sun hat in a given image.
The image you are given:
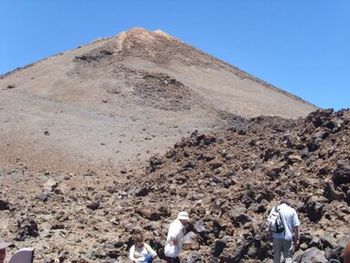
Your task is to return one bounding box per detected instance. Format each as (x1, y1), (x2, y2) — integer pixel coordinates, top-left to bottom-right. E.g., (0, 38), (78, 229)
(177, 211), (190, 221)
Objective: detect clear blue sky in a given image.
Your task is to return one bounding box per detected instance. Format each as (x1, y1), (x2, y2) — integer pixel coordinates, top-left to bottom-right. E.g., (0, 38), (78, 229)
(1, 1), (349, 110)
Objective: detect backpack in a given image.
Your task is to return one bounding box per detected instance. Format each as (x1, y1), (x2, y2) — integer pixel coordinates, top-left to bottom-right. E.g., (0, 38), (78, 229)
(267, 206), (285, 233)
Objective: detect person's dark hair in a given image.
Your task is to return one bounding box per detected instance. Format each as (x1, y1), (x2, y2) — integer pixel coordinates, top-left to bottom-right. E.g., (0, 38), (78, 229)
(280, 199), (291, 206)
(134, 233), (144, 244)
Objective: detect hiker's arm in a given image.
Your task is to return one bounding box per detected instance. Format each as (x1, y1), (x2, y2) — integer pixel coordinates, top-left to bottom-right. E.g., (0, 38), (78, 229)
(144, 243), (157, 257)
(267, 209), (273, 240)
(293, 226), (299, 245)
(268, 231), (272, 241)
(292, 210), (300, 246)
(167, 225), (180, 245)
(129, 245), (137, 262)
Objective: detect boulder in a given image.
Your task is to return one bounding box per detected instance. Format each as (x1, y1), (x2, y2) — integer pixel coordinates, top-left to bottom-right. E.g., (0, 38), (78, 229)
(287, 154), (302, 164)
(333, 161), (350, 186)
(297, 247), (327, 263)
(307, 137), (323, 152)
(321, 235), (337, 249)
(183, 160), (196, 170)
(58, 250), (69, 263)
(183, 252), (202, 263)
(87, 202), (100, 211)
(264, 161), (286, 180)
(35, 193), (50, 202)
(209, 162), (223, 170)
(285, 133), (305, 150)
(135, 206), (170, 221)
(50, 220), (65, 230)
(200, 133), (216, 146)
(262, 148), (281, 161)
(0, 200), (10, 210)
(226, 239), (252, 263)
(211, 240), (227, 257)
(44, 178), (59, 193)
(300, 232), (313, 245)
(229, 206), (251, 227)
(183, 231), (199, 250)
(148, 154), (164, 172)
(309, 236), (321, 248)
(193, 220), (207, 234)
(305, 197), (324, 222)
(324, 181), (345, 201)
(16, 217), (39, 241)
(135, 185), (152, 197)
(325, 119), (343, 132)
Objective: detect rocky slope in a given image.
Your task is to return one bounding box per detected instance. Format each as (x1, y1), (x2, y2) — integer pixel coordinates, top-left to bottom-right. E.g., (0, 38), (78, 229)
(0, 28), (317, 172)
(1, 109), (349, 262)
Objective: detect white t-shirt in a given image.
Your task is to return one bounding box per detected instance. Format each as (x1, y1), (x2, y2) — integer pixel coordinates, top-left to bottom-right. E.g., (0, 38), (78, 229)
(164, 219), (186, 257)
(271, 203), (300, 240)
(129, 243), (157, 262)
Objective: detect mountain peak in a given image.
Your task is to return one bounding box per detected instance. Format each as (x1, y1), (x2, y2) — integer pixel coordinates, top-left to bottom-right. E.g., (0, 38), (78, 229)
(115, 27), (175, 44)
(0, 28), (317, 171)
(123, 27), (172, 36)
(124, 27), (150, 34)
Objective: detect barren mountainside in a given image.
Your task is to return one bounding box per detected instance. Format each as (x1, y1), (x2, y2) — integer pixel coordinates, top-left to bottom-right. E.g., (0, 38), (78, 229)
(0, 28), (317, 172)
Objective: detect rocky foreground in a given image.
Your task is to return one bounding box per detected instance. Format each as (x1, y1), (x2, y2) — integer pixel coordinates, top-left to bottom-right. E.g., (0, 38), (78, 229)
(1, 109), (350, 262)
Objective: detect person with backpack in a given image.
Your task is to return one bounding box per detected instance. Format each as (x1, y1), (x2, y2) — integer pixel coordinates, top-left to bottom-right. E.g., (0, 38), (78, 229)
(267, 200), (300, 263)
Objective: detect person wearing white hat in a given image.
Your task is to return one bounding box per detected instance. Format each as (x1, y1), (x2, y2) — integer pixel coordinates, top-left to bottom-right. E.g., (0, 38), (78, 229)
(164, 211), (190, 263)
(0, 239), (10, 263)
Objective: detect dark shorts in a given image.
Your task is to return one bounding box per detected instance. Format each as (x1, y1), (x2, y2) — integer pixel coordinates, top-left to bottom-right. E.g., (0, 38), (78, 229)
(166, 257), (180, 263)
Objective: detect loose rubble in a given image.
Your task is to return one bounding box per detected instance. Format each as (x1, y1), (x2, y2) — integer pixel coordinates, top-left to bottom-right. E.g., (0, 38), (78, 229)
(0, 109), (350, 262)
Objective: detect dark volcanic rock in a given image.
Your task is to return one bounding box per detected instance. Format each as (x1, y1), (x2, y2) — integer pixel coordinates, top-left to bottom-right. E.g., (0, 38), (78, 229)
(135, 185), (152, 197)
(87, 202), (100, 210)
(212, 240), (227, 257)
(2, 109), (350, 262)
(324, 181), (345, 201)
(333, 161), (350, 186)
(305, 198), (324, 222)
(136, 206), (170, 221)
(16, 217), (39, 241)
(0, 199), (10, 210)
(148, 154), (164, 172)
(183, 252), (202, 263)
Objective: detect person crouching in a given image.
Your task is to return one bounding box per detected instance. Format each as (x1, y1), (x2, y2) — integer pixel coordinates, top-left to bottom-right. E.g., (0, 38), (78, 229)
(129, 233), (157, 263)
